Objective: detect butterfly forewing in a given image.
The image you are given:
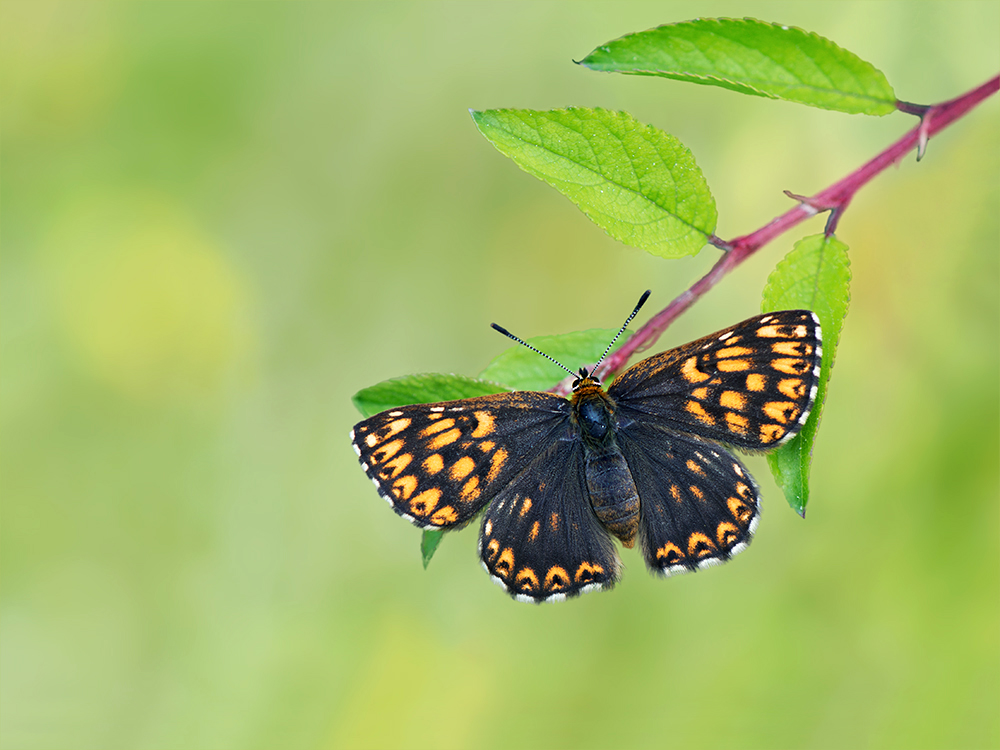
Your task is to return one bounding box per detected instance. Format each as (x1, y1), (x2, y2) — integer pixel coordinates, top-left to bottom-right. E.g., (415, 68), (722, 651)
(351, 391), (572, 530)
(615, 426), (760, 575)
(609, 310), (822, 450)
(479, 438), (620, 602)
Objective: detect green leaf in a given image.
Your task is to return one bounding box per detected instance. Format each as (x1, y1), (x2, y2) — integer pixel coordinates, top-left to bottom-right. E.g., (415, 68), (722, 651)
(421, 529), (444, 569)
(351, 373), (510, 418)
(472, 108), (717, 258)
(579, 18), (896, 116)
(479, 327), (631, 390)
(761, 233), (851, 515)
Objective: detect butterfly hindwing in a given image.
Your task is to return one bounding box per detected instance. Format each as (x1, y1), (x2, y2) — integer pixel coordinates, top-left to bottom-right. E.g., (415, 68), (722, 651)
(616, 425), (760, 575)
(351, 391), (571, 530)
(609, 310), (822, 450)
(480, 437), (620, 602)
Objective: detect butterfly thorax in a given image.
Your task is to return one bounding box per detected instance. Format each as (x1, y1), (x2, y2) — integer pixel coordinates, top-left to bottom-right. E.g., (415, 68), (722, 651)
(570, 376), (614, 447)
(570, 376), (641, 548)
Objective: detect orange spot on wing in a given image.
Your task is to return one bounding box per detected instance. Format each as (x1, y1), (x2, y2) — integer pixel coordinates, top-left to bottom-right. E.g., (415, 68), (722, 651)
(422, 454), (444, 474)
(471, 410), (496, 437)
(529, 521), (540, 541)
(759, 424), (785, 444)
(388, 417), (411, 433)
(656, 541), (685, 564)
(409, 488), (441, 517)
(757, 324), (797, 338)
(379, 453), (412, 480)
(717, 358), (751, 372)
(728, 497), (754, 527)
(484, 538), (500, 562)
(670, 485), (682, 502)
(686, 459), (705, 476)
(763, 401), (799, 424)
(717, 346), (753, 358)
(514, 567), (539, 592)
(460, 476), (480, 504)
(544, 566), (570, 592)
(427, 428), (461, 450)
(690, 485), (704, 500)
(449, 455), (475, 481)
(366, 418), (412, 448)
(549, 513), (560, 532)
(717, 521), (740, 549)
(487, 448), (508, 483)
(372, 439), (403, 464)
(420, 418), (455, 436)
(778, 378), (806, 399)
(681, 356), (710, 383)
(746, 373), (766, 391)
(687, 532), (717, 558)
(495, 548), (515, 578)
(772, 341), (812, 357)
(519, 497), (532, 517)
(720, 390), (747, 410)
(391, 475), (418, 500)
(574, 561), (604, 583)
(692, 387), (709, 400)
(772, 358), (810, 375)
(725, 412), (749, 435)
(430, 505), (458, 525)
(685, 400), (716, 426)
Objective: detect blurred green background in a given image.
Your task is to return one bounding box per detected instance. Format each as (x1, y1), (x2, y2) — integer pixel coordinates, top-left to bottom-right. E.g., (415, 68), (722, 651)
(2, 2), (998, 749)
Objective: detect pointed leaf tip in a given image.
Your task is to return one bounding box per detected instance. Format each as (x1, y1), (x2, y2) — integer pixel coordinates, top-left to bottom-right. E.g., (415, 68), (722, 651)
(421, 529), (444, 568)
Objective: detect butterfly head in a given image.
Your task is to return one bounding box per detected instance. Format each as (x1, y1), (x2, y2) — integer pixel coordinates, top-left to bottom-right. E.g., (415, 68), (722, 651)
(571, 366), (600, 389)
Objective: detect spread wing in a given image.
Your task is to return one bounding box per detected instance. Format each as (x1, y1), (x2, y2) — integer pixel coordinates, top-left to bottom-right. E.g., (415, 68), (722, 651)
(351, 391), (571, 529)
(616, 423), (760, 576)
(479, 435), (620, 602)
(609, 310), (822, 450)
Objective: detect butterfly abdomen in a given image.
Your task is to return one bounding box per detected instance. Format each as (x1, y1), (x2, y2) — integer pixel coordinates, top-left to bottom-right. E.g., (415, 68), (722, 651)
(585, 449), (640, 548)
(572, 377), (641, 549)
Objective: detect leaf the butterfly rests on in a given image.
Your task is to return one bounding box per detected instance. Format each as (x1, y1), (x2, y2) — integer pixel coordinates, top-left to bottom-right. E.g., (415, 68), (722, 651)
(762, 234), (851, 515)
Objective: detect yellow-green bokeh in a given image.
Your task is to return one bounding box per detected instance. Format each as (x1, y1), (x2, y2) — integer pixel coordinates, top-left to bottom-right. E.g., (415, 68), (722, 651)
(2, 3), (997, 749)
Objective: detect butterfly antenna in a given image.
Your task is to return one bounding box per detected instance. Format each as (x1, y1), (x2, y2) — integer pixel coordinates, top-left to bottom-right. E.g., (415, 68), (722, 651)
(593, 290), (651, 370)
(490, 323), (577, 377)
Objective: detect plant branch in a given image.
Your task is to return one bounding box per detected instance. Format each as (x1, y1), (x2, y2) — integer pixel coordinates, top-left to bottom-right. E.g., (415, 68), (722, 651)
(561, 73), (998, 392)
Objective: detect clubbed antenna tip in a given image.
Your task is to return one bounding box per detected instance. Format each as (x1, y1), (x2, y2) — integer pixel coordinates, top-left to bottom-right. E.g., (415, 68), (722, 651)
(594, 290), (651, 370)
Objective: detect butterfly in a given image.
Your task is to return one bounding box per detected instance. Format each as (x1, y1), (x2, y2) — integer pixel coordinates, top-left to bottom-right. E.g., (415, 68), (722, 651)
(350, 292), (822, 602)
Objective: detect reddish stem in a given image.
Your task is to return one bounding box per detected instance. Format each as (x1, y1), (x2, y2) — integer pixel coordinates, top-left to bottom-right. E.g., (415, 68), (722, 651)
(574, 74), (999, 390)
